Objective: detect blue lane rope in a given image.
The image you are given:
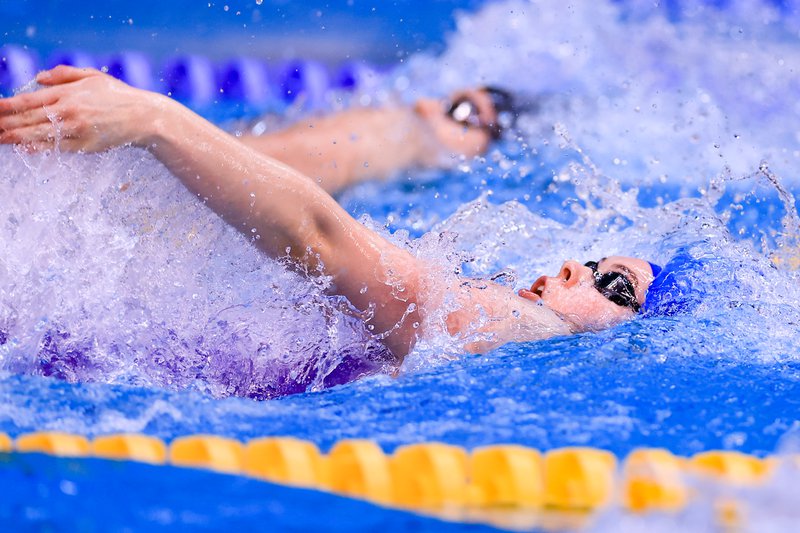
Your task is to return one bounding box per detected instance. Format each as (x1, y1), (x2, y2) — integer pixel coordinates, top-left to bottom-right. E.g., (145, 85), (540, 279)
(0, 45), (384, 106)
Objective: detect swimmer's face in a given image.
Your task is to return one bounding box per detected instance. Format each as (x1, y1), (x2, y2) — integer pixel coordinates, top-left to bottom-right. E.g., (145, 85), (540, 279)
(414, 88), (497, 158)
(518, 256), (655, 331)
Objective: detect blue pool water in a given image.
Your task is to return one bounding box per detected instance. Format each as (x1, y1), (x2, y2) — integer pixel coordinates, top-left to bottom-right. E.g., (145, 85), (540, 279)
(3, 0), (800, 530)
(0, 0), (483, 64)
(0, 452), (498, 531)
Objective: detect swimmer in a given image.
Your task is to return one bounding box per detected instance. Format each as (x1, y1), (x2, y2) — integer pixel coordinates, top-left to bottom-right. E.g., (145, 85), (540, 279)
(237, 86), (517, 194)
(0, 66), (659, 360)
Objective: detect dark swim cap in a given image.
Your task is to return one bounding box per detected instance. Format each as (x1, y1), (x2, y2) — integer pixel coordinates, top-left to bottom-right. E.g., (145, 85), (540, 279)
(642, 250), (706, 317)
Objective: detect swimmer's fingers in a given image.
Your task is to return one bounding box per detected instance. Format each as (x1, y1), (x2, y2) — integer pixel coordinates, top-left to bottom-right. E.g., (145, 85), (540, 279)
(0, 128), (87, 154)
(0, 106), (53, 133)
(0, 87), (62, 116)
(5, 122), (120, 154)
(36, 65), (104, 86)
(0, 66), (99, 115)
(0, 122), (59, 145)
(18, 139), (81, 154)
(14, 141), (52, 155)
(2, 68), (153, 152)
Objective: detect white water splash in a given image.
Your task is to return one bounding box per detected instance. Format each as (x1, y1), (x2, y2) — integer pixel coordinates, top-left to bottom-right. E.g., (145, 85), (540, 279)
(0, 147), (393, 398)
(403, 0), (800, 189)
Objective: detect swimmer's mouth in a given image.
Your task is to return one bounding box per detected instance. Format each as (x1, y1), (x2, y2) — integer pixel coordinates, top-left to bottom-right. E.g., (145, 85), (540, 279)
(518, 276), (546, 302)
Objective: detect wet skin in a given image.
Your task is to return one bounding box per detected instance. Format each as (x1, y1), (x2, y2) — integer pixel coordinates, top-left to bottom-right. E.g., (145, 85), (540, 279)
(414, 87), (497, 159)
(517, 256), (655, 332)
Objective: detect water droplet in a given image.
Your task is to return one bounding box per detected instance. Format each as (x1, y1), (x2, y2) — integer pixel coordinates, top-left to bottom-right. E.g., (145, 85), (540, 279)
(59, 480), (78, 496)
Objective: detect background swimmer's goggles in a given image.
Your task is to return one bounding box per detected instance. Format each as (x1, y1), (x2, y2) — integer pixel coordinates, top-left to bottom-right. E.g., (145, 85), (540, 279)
(445, 86), (516, 140)
(445, 97), (499, 137)
(584, 261), (641, 312)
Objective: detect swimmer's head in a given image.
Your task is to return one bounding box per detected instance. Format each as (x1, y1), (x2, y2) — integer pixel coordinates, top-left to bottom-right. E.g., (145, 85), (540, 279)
(414, 86), (530, 158)
(518, 256), (656, 332)
(641, 250), (706, 317)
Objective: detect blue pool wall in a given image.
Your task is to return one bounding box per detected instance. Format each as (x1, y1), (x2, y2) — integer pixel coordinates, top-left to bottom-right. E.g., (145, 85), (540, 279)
(0, 0), (487, 65)
(3, 0), (795, 65)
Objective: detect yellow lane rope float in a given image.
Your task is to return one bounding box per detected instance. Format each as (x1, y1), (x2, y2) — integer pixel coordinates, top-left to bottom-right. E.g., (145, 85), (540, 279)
(1, 431), (785, 528)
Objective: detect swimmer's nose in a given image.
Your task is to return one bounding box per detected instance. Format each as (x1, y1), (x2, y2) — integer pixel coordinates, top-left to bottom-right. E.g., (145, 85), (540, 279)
(558, 260), (586, 287)
(414, 97), (443, 119)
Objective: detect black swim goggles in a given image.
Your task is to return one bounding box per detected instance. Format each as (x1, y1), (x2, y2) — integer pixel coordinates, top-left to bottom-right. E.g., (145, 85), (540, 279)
(584, 261), (641, 312)
(444, 87), (514, 140)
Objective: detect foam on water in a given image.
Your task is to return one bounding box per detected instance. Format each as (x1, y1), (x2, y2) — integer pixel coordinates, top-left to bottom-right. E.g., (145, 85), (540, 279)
(0, 147), (395, 399)
(403, 0), (800, 190)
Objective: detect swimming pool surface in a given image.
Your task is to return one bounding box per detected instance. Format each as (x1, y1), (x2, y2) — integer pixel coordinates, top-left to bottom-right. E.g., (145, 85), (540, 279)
(2, 0), (800, 530)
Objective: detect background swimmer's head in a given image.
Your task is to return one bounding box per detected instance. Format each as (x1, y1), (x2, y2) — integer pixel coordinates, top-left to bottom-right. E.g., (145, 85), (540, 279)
(518, 256), (656, 332)
(414, 86), (531, 158)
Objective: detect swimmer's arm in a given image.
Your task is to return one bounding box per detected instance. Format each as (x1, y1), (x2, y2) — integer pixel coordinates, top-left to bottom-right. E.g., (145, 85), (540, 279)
(237, 107), (440, 194)
(0, 66), (424, 357)
(144, 94), (427, 358)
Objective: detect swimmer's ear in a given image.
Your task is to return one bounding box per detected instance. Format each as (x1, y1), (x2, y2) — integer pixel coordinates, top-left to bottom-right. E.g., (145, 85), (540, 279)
(36, 65), (102, 85)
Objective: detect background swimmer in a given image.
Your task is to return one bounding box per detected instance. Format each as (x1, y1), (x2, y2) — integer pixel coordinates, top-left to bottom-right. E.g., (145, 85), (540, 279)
(237, 86), (516, 194)
(0, 66), (657, 361)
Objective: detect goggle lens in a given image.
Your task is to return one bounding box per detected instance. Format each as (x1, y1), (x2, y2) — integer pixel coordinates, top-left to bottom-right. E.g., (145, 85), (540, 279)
(444, 95), (503, 139)
(584, 261), (640, 312)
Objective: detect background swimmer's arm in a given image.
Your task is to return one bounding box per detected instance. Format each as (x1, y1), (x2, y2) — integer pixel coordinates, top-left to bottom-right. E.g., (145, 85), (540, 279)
(237, 107), (441, 194)
(0, 66), (424, 358)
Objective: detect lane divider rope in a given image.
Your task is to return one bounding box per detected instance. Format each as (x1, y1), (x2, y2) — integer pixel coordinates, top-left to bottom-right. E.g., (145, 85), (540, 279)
(0, 431), (787, 527)
(0, 45), (385, 108)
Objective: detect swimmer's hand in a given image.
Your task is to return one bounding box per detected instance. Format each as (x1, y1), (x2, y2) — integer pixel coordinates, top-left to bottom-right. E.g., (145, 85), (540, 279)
(0, 65), (173, 153)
